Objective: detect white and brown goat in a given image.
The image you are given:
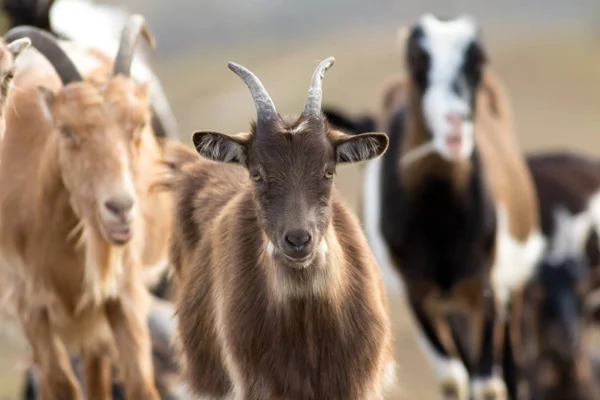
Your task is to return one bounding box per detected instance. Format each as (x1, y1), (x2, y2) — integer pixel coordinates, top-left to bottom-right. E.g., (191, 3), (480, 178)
(0, 16), (174, 400)
(166, 58), (395, 399)
(323, 14), (545, 400)
(519, 151), (600, 400)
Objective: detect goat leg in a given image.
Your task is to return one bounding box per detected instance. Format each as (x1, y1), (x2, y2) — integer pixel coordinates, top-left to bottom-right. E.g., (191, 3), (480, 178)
(470, 292), (507, 400)
(408, 296), (469, 400)
(23, 308), (82, 400)
(105, 286), (160, 400)
(81, 350), (112, 400)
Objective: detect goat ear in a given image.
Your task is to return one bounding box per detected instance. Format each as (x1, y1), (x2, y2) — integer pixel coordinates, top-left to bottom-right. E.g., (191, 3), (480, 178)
(37, 86), (56, 123)
(331, 130), (389, 164)
(6, 38), (31, 59)
(192, 131), (250, 165)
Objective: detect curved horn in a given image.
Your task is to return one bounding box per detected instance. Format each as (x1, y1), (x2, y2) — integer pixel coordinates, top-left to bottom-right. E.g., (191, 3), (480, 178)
(228, 62), (277, 121)
(302, 56), (335, 117)
(3, 26), (82, 85)
(113, 14), (155, 77)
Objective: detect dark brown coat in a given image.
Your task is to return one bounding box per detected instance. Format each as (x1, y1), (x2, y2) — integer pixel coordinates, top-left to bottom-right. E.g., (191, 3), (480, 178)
(168, 58), (395, 400)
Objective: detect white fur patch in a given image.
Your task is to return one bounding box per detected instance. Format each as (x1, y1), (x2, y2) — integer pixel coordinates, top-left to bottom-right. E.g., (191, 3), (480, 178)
(545, 207), (594, 266)
(416, 330), (469, 400)
(417, 14), (478, 161)
(381, 361), (397, 392)
(51, 0), (127, 55)
(51, 0), (155, 81)
(319, 238), (328, 256)
(471, 376), (507, 400)
(362, 156), (404, 294)
(267, 241), (275, 257)
(491, 205), (546, 307)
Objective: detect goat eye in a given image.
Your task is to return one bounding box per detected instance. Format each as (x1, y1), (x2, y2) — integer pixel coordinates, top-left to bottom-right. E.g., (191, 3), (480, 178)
(60, 126), (74, 139)
(250, 173), (262, 182)
(324, 171), (334, 179)
(4, 72), (14, 82)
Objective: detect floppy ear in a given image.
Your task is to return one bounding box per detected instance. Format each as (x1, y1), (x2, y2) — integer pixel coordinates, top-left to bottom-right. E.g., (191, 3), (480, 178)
(331, 130), (389, 164)
(192, 131), (251, 165)
(37, 86), (56, 123)
(6, 38), (31, 59)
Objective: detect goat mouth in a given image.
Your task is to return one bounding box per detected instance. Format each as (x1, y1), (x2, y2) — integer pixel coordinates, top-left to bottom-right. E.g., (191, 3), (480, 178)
(446, 134), (462, 151)
(101, 223), (132, 246)
(283, 254), (312, 265)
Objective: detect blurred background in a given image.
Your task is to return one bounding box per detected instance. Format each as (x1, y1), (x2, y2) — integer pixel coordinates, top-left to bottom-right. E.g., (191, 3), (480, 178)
(0, 0), (599, 398)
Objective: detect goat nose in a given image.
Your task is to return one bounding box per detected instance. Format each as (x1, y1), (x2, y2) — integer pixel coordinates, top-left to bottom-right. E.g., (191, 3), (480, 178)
(446, 113), (463, 129)
(104, 196), (134, 219)
(285, 230), (312, 248)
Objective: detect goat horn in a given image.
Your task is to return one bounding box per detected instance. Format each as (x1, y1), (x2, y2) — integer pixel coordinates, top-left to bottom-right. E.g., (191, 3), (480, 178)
(228, 62), (277, 121)
(3, 26), (82, 85)
(302, 57), (335, 117)
(113, 14), (155, 77)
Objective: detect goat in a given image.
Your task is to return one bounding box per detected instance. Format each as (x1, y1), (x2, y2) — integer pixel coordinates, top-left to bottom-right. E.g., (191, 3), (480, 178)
(166, 57), (395, 400)
(516, 151), (600, 399)
(323, 14), (545, 400)
(0, 15), (173, 400)
(521, 209), (600, 400)
(1, 0), (180, 140)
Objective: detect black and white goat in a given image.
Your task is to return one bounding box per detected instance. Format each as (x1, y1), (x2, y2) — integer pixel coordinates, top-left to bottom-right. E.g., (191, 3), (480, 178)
(323, 14), (545, 400)
(520, 151), (600, 400)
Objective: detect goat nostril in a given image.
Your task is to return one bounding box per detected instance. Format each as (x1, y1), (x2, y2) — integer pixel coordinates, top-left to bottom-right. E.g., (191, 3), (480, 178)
(104, 197), (134, 217)
(285, 231), (312, 248)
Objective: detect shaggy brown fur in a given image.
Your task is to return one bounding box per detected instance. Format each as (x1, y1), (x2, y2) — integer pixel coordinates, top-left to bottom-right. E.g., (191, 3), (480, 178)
(0, 17), (174, 400)
(168, 59), (395, 400)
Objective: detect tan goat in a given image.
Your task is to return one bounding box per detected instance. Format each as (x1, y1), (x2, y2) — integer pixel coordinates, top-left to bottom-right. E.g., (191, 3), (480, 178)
(0, 16), (173, 400)
(166, 58), (395, 400)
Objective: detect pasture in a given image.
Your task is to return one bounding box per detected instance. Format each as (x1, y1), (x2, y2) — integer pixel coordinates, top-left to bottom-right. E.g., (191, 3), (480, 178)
(0, 1), (600, 399)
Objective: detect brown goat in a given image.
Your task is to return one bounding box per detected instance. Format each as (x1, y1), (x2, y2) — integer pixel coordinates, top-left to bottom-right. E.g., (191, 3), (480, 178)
(168, 58), (395, 399)
(0, 16), (173, 400)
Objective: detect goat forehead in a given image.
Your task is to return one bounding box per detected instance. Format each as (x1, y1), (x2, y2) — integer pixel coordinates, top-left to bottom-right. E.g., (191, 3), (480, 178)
(417, 14), (477, 82)
(253, 131), (332, 169)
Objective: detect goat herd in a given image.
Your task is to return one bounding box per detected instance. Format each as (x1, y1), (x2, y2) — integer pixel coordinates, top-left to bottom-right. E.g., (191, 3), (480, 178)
(0, 2), (597, 400)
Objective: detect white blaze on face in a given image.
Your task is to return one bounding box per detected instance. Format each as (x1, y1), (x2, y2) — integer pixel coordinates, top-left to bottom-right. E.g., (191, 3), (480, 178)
(418, 14), (478, 161)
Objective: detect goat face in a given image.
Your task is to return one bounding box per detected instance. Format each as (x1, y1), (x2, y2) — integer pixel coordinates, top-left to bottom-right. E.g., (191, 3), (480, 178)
(38, 76), (151, 246)
(530, 256), (590, 362)
(193, 58), (388, 267)
(406, 14), (486, 161)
